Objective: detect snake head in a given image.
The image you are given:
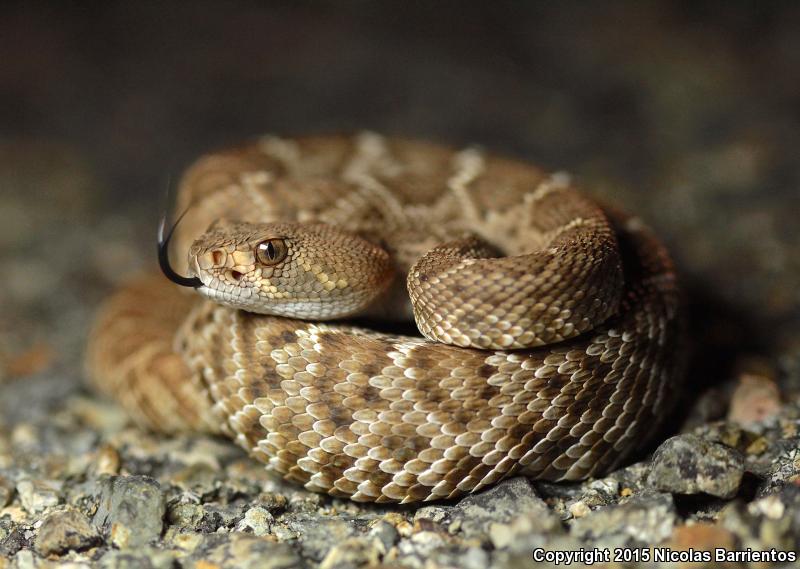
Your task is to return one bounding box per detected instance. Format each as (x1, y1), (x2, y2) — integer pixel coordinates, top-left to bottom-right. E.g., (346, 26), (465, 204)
(186, 220), (394, 319)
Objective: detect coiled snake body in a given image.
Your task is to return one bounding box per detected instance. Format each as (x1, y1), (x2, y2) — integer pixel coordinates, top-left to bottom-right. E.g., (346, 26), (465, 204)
(87, 133), (684, 503)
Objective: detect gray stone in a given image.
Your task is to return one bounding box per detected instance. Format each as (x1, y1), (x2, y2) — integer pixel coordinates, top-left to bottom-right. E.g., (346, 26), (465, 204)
(16, 479), (60, 514)
(489, 509), (564, 553)
(166, 501), (204, 531)
(412, 505), (450, 527)
(200, 502), (248, 532)
(189, 533), (303, 569)
(98, 547), (179, 569)
(442, 546), (490, 569)
(396, 531), (450, 568)
(570, 491), (676, 547)
(10, 550), (38, 569)
(450, 477), (559, 539)
(757, 440), (800, 496)
(170, 463), (220, 496)
(607, 461), (652, 495)
(285, 514), (365, 561)
(34, 507), (101, 556)
(5, 7), (800, 569)
(0, 527), (28, 559)
(93, 475), (166, 548)
(720, 485), (800, 550)
(254, 492), (288, 514)
(319, 537), (382, 569)
(236, 506), (273, 536)
(367, 520), (400, 553)
(647, 433), (745, 498)
(396, 531), (491, 569)
(426, 546), (489, 569)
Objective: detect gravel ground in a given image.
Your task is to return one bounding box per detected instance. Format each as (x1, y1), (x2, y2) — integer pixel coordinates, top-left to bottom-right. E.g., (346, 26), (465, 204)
(2, 2), (800, 568)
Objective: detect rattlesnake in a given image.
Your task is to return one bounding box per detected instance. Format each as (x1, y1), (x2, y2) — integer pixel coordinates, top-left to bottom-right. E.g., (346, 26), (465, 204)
(86, 133), (684, 503)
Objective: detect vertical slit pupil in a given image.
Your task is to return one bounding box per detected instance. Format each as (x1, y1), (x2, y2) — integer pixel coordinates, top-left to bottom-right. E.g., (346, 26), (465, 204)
(267, 241), (275, 259)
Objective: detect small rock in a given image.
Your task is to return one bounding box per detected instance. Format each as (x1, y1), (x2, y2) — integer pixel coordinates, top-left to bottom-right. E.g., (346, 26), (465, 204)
(568, 500), (591, 518)
(166, 501), (204, 531)
(319, 536), (381, 569)
(201, 502), (247, 532)
(271, 524), (298, 542)
(93, 475), (165, 548)
(396, 531), (450, 565)
(16, 479), (61, 514)
(449, 477), (559, 539)
(170, 462), (219, 495)
(34, 507), (101, 556)
(286, 514), (364, 561)
(93, 443), (121, 476)
(0, 528), (29, 558)
(745, 436), (769, 456)
(397, 529), (488, 569)
(169, 531), (204, 554)
(488, 522), (515, 549)
(286, 492), (325, 513)
(695, 422), (746, 449)
(412, 505), (449, 527)
(748, 493), (785, 520)
(190, 533), (301, 569)
(571, 492), (676, 546)
(588, 477), (621, 495)
(236, 506), (273, 536)
(647, 434), (745, 498)
(728, 373), (782, 427)
(379, 512), (413, 538)
(98, 547), (179, 569)
(489, 509), (564, 552)
(607, 461), (652, 495)
(757, 441), (800, 495)
(566, 478), (622, 517)
(430, 546), (489, 569)
(0, 507), (26, 524)
(720, 485), (800, 550)
(367, 520), (400, 553)
(717, 502), (766, 549)
(10, 550), (36, 569)
(255, 492), (288, 515)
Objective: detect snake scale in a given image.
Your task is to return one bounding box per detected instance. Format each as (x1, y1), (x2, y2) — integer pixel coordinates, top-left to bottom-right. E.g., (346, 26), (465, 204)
(86, 133), (684, 503)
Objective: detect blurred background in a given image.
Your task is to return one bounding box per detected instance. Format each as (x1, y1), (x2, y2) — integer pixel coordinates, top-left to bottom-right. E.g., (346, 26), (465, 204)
(1, 1), (799, 419)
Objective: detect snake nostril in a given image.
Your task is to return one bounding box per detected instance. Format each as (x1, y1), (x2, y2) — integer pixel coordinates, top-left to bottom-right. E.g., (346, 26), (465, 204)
(212, 250), (225, 266)
(229, 270), (243, 282)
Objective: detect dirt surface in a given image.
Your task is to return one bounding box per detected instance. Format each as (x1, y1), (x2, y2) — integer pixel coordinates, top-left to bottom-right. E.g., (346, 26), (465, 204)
(2, 2), (800, 567)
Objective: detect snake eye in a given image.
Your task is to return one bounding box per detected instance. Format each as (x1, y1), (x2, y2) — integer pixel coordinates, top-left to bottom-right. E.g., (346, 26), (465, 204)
(256, 238), (287, 266)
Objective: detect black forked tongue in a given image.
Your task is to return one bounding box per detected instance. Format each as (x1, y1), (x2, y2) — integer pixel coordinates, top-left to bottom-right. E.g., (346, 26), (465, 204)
(158, 208), (203, 288)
